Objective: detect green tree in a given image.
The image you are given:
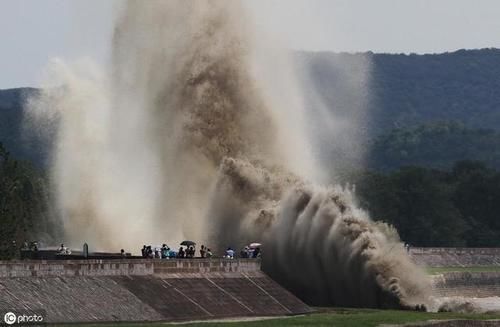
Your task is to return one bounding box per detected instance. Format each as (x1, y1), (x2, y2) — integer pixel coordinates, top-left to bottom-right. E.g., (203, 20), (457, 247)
(354, 165), (468, 247)
(0, 142), (58, 259)
(452, 161), (500, 246)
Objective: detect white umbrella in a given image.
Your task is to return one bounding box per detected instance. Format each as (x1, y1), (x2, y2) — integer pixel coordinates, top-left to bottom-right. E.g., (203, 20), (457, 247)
(249, 243), (262, 248)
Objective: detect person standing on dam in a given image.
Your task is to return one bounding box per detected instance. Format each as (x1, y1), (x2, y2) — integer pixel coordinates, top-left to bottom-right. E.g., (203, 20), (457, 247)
(161, 244), (170, 259)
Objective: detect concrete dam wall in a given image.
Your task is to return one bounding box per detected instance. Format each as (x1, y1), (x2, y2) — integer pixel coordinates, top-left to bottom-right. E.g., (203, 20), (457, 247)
(4, 247), (500, 323)
(0, 259), (312, 323)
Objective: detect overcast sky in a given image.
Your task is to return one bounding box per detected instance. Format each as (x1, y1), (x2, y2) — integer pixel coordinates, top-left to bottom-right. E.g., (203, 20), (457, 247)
(1, 0), (500, 88)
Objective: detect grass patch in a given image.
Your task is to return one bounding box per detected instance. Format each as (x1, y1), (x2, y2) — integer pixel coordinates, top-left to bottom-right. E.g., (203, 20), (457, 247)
(59, 309), (500, 327)
(426, 266), (500, 275)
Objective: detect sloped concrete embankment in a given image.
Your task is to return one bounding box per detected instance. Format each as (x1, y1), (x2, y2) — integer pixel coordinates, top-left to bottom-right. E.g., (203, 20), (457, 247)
(431, 272), (500, 298)
(410, 248), (500, 298)
(411, 248), (500, 267)
(0, 259), (312, 323)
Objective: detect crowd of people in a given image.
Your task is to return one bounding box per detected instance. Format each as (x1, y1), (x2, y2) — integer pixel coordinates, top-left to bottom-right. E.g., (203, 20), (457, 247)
(18, 240), (262, 260)
(139, 243), (261, 259)
(140, 244), (215, 259)
(239, 246), (261, 258)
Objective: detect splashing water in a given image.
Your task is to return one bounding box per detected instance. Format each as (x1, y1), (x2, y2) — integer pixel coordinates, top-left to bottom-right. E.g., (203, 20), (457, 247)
(25, 1), (431, 308)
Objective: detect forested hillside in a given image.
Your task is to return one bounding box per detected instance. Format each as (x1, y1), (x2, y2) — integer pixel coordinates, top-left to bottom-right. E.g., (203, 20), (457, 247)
(299, 48), (500, 134)
(4, 48), (500, 167)
(371, 49), (500, 132)
(368, 122), (500, 171)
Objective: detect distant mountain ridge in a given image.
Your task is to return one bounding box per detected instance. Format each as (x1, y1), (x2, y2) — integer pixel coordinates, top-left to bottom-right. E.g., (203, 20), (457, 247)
(298, 48), (500, 134)
(4, 48), (500, 169)
(370, 48), (500, 132)
(297, 48), (500, 171)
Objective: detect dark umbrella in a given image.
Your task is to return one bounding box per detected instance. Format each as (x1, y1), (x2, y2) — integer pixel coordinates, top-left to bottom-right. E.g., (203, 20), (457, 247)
(180, 240), (196, 247)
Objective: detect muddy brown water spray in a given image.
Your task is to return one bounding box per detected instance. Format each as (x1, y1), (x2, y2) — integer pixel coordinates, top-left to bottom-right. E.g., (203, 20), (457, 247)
(25, 1), (430, 309)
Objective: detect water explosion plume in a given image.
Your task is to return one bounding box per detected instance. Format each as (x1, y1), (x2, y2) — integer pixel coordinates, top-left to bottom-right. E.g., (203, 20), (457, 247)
(26, 1), (431, 309)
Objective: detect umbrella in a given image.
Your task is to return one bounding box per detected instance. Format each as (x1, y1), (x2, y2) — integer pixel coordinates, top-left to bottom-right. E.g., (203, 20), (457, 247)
(180, 240), (196, 247)
(249, 243), (262, 248)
